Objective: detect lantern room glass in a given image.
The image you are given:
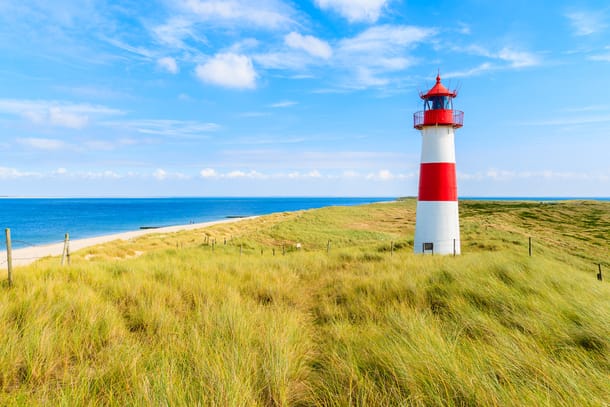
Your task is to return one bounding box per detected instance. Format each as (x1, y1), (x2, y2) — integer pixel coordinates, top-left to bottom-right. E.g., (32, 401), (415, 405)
(425, 96), (452, 111)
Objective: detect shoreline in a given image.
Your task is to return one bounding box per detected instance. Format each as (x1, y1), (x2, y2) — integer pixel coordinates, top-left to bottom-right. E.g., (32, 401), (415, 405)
(9, 216), (257, 267)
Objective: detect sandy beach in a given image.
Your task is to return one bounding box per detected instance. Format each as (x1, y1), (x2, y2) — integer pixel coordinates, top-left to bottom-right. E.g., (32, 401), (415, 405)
(9, 216), (255, 267)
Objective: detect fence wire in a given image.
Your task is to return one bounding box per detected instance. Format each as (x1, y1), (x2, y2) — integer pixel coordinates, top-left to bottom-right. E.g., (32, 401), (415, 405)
(1, 230), (68, 267)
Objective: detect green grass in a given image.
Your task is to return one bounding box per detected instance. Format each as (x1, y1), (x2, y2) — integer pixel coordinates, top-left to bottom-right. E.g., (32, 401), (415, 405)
(1, 199), (609, 405)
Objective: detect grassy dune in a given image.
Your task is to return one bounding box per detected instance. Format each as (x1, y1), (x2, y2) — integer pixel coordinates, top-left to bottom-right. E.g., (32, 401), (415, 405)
(1, 199), (609, 406)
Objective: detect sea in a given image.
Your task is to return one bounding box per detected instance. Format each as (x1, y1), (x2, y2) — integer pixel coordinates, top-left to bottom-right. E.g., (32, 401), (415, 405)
(0, 197), (395, 249)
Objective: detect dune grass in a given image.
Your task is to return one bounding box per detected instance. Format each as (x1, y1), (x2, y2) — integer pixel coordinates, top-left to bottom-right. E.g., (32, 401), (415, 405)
(0, 199), (609, 405)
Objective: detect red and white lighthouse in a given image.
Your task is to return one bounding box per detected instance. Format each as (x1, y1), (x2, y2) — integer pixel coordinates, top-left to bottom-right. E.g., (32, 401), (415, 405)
(413, 74), (463, 255)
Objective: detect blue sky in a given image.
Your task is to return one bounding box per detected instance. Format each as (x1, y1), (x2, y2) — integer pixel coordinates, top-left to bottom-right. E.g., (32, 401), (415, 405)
(0, 0), (609, 197)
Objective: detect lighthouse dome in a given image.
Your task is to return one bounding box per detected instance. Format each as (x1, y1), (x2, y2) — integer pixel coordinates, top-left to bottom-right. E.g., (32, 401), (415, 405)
(420, 74), (457, 99)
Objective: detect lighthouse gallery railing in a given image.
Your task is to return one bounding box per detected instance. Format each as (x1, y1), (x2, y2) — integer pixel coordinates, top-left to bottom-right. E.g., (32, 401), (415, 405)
(413, 110), (464, 129)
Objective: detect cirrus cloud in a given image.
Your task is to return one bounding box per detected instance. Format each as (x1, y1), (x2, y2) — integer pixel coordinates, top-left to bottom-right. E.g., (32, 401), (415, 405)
(565, 10), (607, 36)
(315, 0), (390, 23)
(0, 99), (123, 129)
(179, 0), (294, 29)
(285, 32), (332, 59)
(17, 137), (66, 151)
(157, 56), (179, 73)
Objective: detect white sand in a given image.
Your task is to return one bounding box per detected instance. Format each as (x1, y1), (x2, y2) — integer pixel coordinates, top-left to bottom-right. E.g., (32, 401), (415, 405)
(8, 217), (255, 267)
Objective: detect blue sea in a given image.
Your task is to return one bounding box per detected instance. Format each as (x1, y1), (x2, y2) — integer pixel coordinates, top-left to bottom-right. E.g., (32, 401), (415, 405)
(0, 197), (395, 249)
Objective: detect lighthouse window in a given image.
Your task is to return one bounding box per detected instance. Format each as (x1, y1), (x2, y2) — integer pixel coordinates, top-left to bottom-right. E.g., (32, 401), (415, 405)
(429, 96), (449, 110)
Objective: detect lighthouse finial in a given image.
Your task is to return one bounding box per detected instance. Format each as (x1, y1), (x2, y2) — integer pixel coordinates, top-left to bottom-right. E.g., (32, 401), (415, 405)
(436, 69), (441, 83)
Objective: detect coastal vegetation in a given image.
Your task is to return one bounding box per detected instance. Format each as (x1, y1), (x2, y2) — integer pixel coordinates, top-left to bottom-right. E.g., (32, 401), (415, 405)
(1, 199), (609, 406)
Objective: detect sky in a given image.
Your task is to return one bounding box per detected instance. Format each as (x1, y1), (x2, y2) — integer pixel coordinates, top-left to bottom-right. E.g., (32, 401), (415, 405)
(0, 0), (609, 197)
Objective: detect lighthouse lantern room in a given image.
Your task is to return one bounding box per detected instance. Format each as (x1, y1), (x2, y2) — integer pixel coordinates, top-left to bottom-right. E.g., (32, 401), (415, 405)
(413, 74), (463, 255)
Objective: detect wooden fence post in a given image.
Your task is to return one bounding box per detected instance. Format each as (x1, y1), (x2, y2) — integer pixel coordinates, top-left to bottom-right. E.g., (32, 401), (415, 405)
(597, 264), (603, 281)
(5, 228), (12, 287)
(528, 237), (532, 257)
(61, 233), (70, 265)
(391, 241), (394, 256)
(67, 234), (71, 265)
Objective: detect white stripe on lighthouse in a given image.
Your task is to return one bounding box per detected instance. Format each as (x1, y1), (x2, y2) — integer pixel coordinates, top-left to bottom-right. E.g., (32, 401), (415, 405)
(414, 201), (461, 254)
(420, 127), (455, 163)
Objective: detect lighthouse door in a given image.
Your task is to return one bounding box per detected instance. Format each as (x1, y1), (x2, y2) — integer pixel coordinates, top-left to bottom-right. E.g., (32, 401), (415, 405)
(422, 242), (434, 254)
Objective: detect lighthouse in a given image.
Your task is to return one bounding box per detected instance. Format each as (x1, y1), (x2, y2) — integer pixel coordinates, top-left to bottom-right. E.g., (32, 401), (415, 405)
(413, 74), (463, 255)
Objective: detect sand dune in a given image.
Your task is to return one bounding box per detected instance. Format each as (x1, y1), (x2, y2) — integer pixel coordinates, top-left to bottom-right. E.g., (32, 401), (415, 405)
(9, 217), (255, 267)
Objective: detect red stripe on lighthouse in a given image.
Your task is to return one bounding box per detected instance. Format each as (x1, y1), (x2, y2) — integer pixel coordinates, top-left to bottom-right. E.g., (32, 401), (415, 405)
(418, 162), (457, 201)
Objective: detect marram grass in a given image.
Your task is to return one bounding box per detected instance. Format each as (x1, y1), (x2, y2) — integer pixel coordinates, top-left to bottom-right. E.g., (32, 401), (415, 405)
(1, 199), (609, 406)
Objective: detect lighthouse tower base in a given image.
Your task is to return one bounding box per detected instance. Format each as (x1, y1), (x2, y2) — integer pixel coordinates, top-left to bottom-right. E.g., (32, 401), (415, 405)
(413, 201), (461, 255)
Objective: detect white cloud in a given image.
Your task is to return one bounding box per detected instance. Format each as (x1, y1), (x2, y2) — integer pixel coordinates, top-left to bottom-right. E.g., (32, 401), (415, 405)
(197, 169), (330, 180)
(71, 170), (126, 180)
(17, 138), (65, 150)
(179, 0), (293, 29)
(589, 47), (610, 62)
(153, 168), (167, 180)
(83, 140), (116, 151)
(0, 99), (123, 129)
(269, 100), (297, 108)
(565, 10), (607, 36)
(364, 169), (415, 180)
(226, 170), (246, 178)
(105, 119), (220, 138)
(590, 54), (610, 62)
(0, 166), (41, 179)
(456, 22), (471, 35)
(157, 57), (179, 74)
(285, 32), (332, 59)
(285, 170), (325, 179)
(367, 169), (394, 180)
(459, 169), (610, 182)
(340, 25), (433, 54)
(151, 169), (189, 180)
(153, 17), (201, 49)
(444, 63), (493, 78)
(200, 168), (218, 178)
(336, 25), (433, 88)
(315, 0), (390, 23)
(354, 67), (389, 87)
(378, 169), (393, 180)
(238, 111), (270, 117)
(104, 37), (156, 59)
(0, 167), (138, 180)
(49, 106), (89, 128)
(226, 170), (266, 179)
(195, 53), (257, 89)
(516, 113), (610, 126)
(445, 46), (540, 78)
(252, 51), (310, 70)
(497, 47), (540, 68)
(84, 170), (122, 180)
